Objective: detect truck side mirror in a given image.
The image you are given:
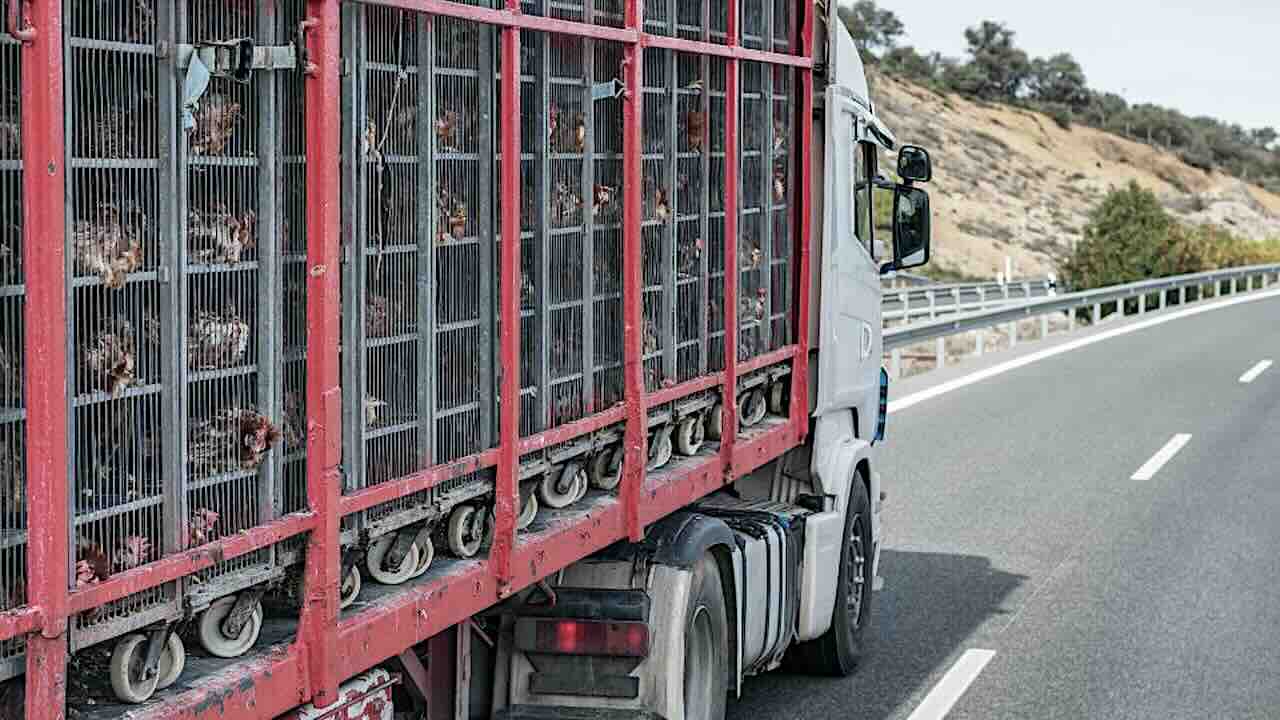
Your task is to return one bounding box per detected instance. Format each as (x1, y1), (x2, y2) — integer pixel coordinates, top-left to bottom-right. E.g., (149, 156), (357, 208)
(897, 145), (932, 184)
(885, 185), (931, 272)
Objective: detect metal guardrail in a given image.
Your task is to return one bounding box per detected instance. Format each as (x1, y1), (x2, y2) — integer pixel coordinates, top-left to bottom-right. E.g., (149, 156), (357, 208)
(884, 264), (1280, 378)
(882, 277), (1057, 323)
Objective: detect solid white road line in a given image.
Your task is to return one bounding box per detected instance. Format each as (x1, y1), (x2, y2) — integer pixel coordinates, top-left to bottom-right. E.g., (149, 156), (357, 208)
(1131, 434), (1193, 481)
(905, 649), (997, 720)
(1240, 360), (1273, 384)
(889, 288), (1280, 415)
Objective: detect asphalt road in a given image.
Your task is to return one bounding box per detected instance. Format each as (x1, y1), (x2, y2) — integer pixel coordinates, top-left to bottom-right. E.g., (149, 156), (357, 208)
(727, 290), (1280, 720)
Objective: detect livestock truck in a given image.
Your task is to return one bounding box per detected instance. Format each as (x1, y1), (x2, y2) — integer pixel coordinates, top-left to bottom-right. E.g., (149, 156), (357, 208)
(0, 0), (930, 718)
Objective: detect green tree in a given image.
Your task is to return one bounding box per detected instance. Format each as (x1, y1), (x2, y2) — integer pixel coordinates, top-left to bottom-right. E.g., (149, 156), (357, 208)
(1062, 182), (1180, 290)
(959, 20), (1031, 101)
(882, 46), (939, 83)
(839, 1), (905, 58)
(1028, 53), (1089, 110)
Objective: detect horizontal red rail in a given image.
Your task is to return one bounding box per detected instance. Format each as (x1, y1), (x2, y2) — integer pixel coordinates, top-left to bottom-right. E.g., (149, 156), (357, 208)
(646, 373), (724, 409)
(66, 512), (317, 614)
(0, 606), (42, 642)
(340, 450), (500, 518)
(643, 34), (811, 68)
(736, 345), (799, 376)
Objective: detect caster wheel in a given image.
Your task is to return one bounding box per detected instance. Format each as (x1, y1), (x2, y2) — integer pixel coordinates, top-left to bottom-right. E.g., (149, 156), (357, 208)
(706, 402), (723, 440)
(339, 564), (362, 609)
(155, 632), (186, 691)
(110, 633), (160, 704)
(539, 463), (584, 509)
(768, 381), (787, 416)
(517, 486), (539, 530)
(589, 447), (623, 491)
(198, 595), (263, 659)
(409, 536), (436, 579)
(647, 430), (674, 471)
(571, 466), (589, 503)
(447, 505), (486, 558)
(675, 415), (706, 456)
(741, 389), (767, 427)
(366, 533), (422, 586)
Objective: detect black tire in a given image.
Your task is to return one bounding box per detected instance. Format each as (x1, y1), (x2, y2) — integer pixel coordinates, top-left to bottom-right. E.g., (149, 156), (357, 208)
(683, 554), (729, 720)
(788, 475), (873, 676)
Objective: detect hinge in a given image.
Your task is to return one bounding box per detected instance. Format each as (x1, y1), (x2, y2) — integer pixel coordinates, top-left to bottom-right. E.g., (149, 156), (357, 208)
(176, 39), (299, 82)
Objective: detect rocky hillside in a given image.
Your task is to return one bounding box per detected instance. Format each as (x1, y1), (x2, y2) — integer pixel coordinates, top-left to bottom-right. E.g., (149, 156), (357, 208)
(871, 71), (1280, 280)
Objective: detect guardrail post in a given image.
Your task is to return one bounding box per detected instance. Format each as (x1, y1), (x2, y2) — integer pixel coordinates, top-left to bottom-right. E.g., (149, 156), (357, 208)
(1234, 277), (1242, 294)
(1180, 285), (1188, 305)
(1040, 314), (1049, 339)
(936, 338), (946, 368)
(978, 286), (986, 310)
(975, 328), (984, 357)
(891, 348), (902, 380)
(1138, 293), (1145, 315)
(1067, 308), (1076, 333)
(928, 289), (937, 320)
(1008, 319), (1017, 348)
(900, 291), (909, 326)
(951, 288), (960, 317)
(1092, 303), (1101, 324)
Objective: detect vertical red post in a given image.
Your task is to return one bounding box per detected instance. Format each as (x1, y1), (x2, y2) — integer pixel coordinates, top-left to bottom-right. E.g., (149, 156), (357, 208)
(620, 0), (646, 541)
(23, 0), (68, 716)
(494, 5), (522, 588)
(790, 0), (814, 441)
(719, 0), (740, 476)
(300, 0), (342, 707)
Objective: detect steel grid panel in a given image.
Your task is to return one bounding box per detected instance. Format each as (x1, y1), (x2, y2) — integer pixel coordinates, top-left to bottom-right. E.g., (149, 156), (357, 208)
(65, 0), (179, 654)
(0, 25), (24, 683)
(705, 57), (728, 372)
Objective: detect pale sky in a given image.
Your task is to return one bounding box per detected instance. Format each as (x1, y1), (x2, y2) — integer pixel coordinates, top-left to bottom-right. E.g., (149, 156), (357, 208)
(871, 0), (1279, 131)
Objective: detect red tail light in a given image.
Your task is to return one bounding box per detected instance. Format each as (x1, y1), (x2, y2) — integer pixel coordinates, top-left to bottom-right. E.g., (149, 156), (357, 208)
(519, 619), (650, 658)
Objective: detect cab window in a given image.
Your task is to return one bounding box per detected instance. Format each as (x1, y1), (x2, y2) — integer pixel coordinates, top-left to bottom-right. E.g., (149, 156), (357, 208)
(852, 139), (876, 259)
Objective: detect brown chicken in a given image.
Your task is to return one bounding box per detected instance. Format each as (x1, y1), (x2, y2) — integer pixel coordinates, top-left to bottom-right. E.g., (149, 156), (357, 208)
(82, 317), (137, 398)
(592, 184), (616, 218)
(365, 293), (392, 338)
(774, 117), (787, 153)
(364, 394), (388, 429)
(739, 287), (767, 325)
(189, 408), (282, 476)
(773, 168), (787, 203)
(189, 507), (221, 546)
(189, 93), (242, 156)
(643, 319), (660, 355)
(741, 237), (762, 271)
(112, 535), (151, 572)
(362, 117), (381, 162)
(188, 308), (250, 370)
(677, 236), (704, 277)
(76, 536), (110, 587)
(574, 113), (587, 154)
(72, 204), (144, 289)
(436, 110), (459, 150)
(686, 111), (706, 153)
(548, 103), (560, 147)
(449, 202), (468, 239)
(189, 206), (256, 264)
(654, 188), (671, 222)
(551, 182), (582, 227)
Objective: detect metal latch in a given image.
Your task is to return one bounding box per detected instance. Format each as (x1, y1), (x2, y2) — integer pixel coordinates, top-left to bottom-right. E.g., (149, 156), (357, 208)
(176, 38), (299, 82)
(591, 79), (625, 101)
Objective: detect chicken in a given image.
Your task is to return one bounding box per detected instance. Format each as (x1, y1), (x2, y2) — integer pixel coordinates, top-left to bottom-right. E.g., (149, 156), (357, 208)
(82, 317), (137, 398)
(282, 392), (305, 450)
(72, 204), (144, 289)
(774, 117), (787, 153)
(362, 117), (381, 162)
(364, 394), (387, 428)
(686, 111), (706, 153)
(773, 168), (786, 203)
(521, 271), (535, 307)
(574, 113), (587, 154)
(189, 92), (242, 156)
(677, 236), (704, 278)
(187, 308), (250, 370)
(0, 439), (22, 515)
(654, 188), (671, 222)
(189, 508), (220, 546)
(0, 344), (19, 408)
(436, 110), (459, 150)
(741, 237), (762, 271)
(449, 202), (468, 240)
(643, 320), (660, 355)
(548, 103), (561, 148)
(76, 536), (110, 586)
(551, 182), (582, 227)
(190, 408), (281, 475)
(592, 184), (616, 218)
(365, 293), (391, 338)
(189, 206), (256, 264)
(0, 104), (18, 160)
(112, 535), (151, 572)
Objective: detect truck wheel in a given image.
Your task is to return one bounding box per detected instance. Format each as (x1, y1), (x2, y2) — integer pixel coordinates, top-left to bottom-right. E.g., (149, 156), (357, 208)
(155, 632), (186, 691)
(198, 595), (263, 659)
(339, 564), (362, 609)
(109, 633), (160, 704)
(675, 415), (706, 456)
(683, 554), (728, 720)
(589, 447), (623, 491)
(740, 389), (767, 427)
(787, 477), (873, 676)
(647, 429), (674, 471)
(540, 463), (583, 509)
(366, 533), (422, 585)
(447, 505), (485, 558)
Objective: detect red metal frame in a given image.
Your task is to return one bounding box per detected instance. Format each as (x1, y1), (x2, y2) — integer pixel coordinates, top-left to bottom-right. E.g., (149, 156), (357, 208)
(6, 0), (819, 716)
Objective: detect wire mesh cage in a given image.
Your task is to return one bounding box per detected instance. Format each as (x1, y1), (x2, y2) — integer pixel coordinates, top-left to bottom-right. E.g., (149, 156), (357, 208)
(66, 0), (178, 652)
(0, 22), (25, 683)
(706, 57), (728, 372)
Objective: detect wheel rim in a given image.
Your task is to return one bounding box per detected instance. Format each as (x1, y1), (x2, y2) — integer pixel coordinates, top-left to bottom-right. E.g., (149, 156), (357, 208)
(539, 469), (576, 509)
(684, 606), (715, 720)
(199, 596), (262, 658)
(111, 634), (159, 704)
(340, 565), (361, 608)
(517, 490), (538, 529)
(367, 534), (421, 585)
(155, 633), (185, 691)
(747, 390), (767, 425)
(449, 506), (483, 556)
(846, 514), (867, 634)
(411, 537), (435, 578)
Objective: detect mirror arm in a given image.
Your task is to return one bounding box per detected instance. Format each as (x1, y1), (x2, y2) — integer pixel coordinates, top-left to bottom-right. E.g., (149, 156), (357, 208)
(879, 261), (898, 276)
